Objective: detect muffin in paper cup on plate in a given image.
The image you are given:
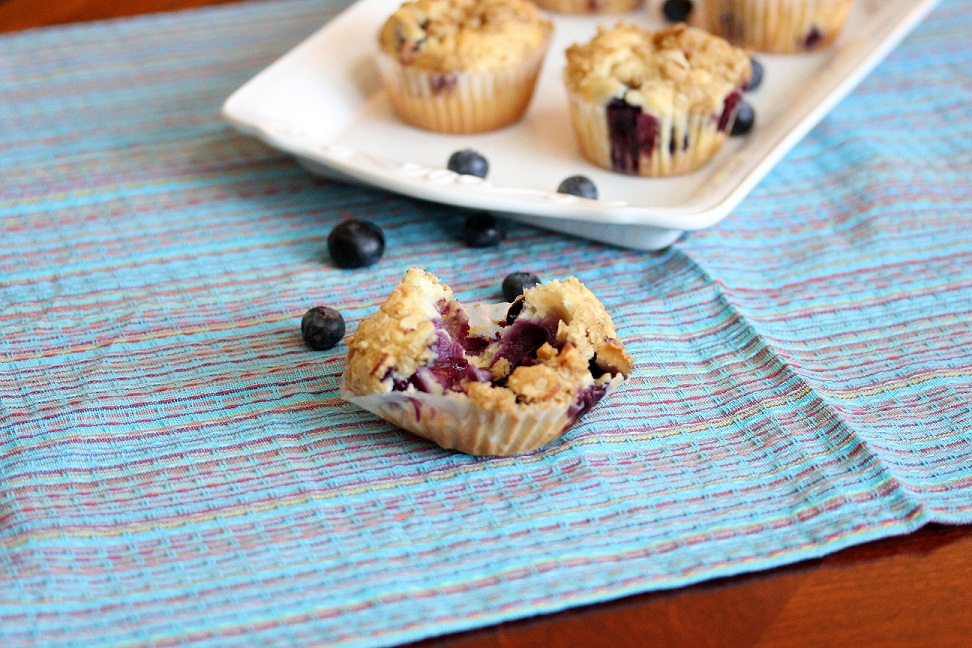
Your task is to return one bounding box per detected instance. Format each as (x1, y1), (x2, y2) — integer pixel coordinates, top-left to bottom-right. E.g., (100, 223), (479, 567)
(699, 0), (854, 54)
(563, 22), (752, 177)
(340, 268), (634, 456)
(376, 0), (553, 134)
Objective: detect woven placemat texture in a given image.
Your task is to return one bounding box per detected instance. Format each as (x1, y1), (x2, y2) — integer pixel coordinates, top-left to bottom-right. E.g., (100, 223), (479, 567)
(1, 0), (971, 645)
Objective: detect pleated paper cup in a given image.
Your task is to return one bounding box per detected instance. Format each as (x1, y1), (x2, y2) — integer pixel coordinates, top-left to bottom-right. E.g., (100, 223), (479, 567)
(699, 0), (853, 53)
(566, 90), (741, 178)
(375, 44), (550, 134)
(340, 373), (626, 457)
(532, 0), (643, 14)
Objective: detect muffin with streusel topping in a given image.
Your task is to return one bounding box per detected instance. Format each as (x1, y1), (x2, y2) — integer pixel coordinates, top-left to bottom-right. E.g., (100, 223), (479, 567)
(699, 0), (853, 54)
(376, 0), (553, 134)
(564, 23), (751, 177)
(340, 268), (634, 456)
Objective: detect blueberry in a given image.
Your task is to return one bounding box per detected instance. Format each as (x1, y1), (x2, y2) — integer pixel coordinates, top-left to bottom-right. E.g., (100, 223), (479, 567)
(463, 213), (505, 247)
(301, 306), (345, 350)
(505, 298), (524, 326)
(327, 219), (385, 268)
(730, 101), (755, 136)
(746, 57), (764, 92)
(502, 272), (540, 302)
(447, 149), (489, 178)
(662, 0), (693, 22)
(557, 175), (598, 200)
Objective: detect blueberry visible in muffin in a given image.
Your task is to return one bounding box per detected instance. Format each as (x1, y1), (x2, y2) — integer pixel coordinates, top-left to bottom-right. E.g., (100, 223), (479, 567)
(340, 268), (633, 455)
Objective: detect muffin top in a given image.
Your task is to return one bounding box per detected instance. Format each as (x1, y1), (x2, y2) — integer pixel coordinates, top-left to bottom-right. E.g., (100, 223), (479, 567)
(378, 0), (553, 73)
(564, 22), (752, 113)
(343, 268), (633, 413)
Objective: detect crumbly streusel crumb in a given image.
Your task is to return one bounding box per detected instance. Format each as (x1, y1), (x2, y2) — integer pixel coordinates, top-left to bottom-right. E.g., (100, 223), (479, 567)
(378, 0), (553, 72)
(564, 22), (751, 113)
(343, 268), (448, 394)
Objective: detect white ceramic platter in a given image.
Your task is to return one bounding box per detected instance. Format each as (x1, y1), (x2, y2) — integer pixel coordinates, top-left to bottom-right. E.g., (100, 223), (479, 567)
(222, 0), (939, 250)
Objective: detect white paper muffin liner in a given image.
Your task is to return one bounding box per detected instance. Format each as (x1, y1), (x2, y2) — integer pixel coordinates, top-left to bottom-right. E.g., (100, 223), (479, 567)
(340, 373), (626, 457)
(566, 90), (738, 177)
(532, 0), (642, 14)
(699, 0), (853, 53)
(375, 43), (550, 134)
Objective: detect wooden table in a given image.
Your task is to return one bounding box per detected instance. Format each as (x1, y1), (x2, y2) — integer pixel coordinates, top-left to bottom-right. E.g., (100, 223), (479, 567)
(5, 2), (971, 646)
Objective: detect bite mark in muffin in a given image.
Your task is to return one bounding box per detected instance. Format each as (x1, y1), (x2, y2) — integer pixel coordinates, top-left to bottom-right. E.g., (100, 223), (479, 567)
(341, 268), (634, 456)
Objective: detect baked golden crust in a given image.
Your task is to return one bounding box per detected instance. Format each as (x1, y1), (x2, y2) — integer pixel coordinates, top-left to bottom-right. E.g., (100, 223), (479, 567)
(564, 22), (751, 114)
(378, 0), (553, 73)
(343, 268), (449, 395)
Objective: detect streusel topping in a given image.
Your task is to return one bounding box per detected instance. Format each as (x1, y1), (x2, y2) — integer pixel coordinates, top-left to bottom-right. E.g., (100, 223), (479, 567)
(564, 23), (751, 113)
(343, 268), (451, 395)
(378, 0), (553, 72)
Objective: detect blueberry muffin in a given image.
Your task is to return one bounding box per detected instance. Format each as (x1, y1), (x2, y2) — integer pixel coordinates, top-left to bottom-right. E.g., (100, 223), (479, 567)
(564, 22), (752, 177)
(699, 0), (854, 53)
(376, 0), (554, 134)
(341, 268), (634, 456)
(532, 0), (643, 16)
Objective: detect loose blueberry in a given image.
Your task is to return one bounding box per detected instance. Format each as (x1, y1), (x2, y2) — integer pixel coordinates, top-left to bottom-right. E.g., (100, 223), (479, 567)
(447, 149), (489, 178)
(502, 272), (541, 302)
(557, 175), (598, 200)
(746, 57), (764, 92)
(301, 306), (346, 351)
(463, 213), (505, 248)
(662, 0), (693, 22)
(730, 101), (755, 136)
(327, 219), (385, 268)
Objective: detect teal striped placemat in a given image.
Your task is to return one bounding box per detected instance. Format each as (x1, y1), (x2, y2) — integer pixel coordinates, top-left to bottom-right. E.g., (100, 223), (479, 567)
(1, 0), (970, 645)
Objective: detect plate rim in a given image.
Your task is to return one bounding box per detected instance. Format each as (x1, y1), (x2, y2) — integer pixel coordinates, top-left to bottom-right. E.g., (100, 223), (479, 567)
(222, 0), (940, 232)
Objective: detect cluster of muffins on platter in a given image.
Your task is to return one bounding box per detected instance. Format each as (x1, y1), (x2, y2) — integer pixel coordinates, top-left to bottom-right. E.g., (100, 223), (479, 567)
(374, 0), (853, 178)
(334, 0), (854, 458)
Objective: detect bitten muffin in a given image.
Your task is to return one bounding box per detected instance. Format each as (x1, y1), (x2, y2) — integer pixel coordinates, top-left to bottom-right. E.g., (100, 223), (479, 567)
(564, 22), (752, 177)
(341, 268), (634, 456)
(532, 0), (643, 16)
(698, 0), (853, 53)
(376, 0), (553, 134)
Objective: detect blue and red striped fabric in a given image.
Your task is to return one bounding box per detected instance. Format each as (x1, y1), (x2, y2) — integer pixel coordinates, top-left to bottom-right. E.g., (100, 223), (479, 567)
(2, 0), (971, 645)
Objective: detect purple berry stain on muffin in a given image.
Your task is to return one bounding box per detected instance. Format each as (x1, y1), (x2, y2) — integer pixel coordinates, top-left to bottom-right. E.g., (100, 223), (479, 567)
(719, 13), (740, 41)
(717, 91), (742, 133)
(491, 317), (560, 370)
(409, 328), (490, 392)
(606, 98), (660, 175)
(387, 305), (570, 397)
(430, 73), (457, 94)
(390, 299), (494, 394)
(567, 383), (609, 422)
(805, 27), (823, 49)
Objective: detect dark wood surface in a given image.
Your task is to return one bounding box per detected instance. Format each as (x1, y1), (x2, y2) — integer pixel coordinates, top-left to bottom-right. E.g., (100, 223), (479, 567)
(5, 1), (971, 646)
